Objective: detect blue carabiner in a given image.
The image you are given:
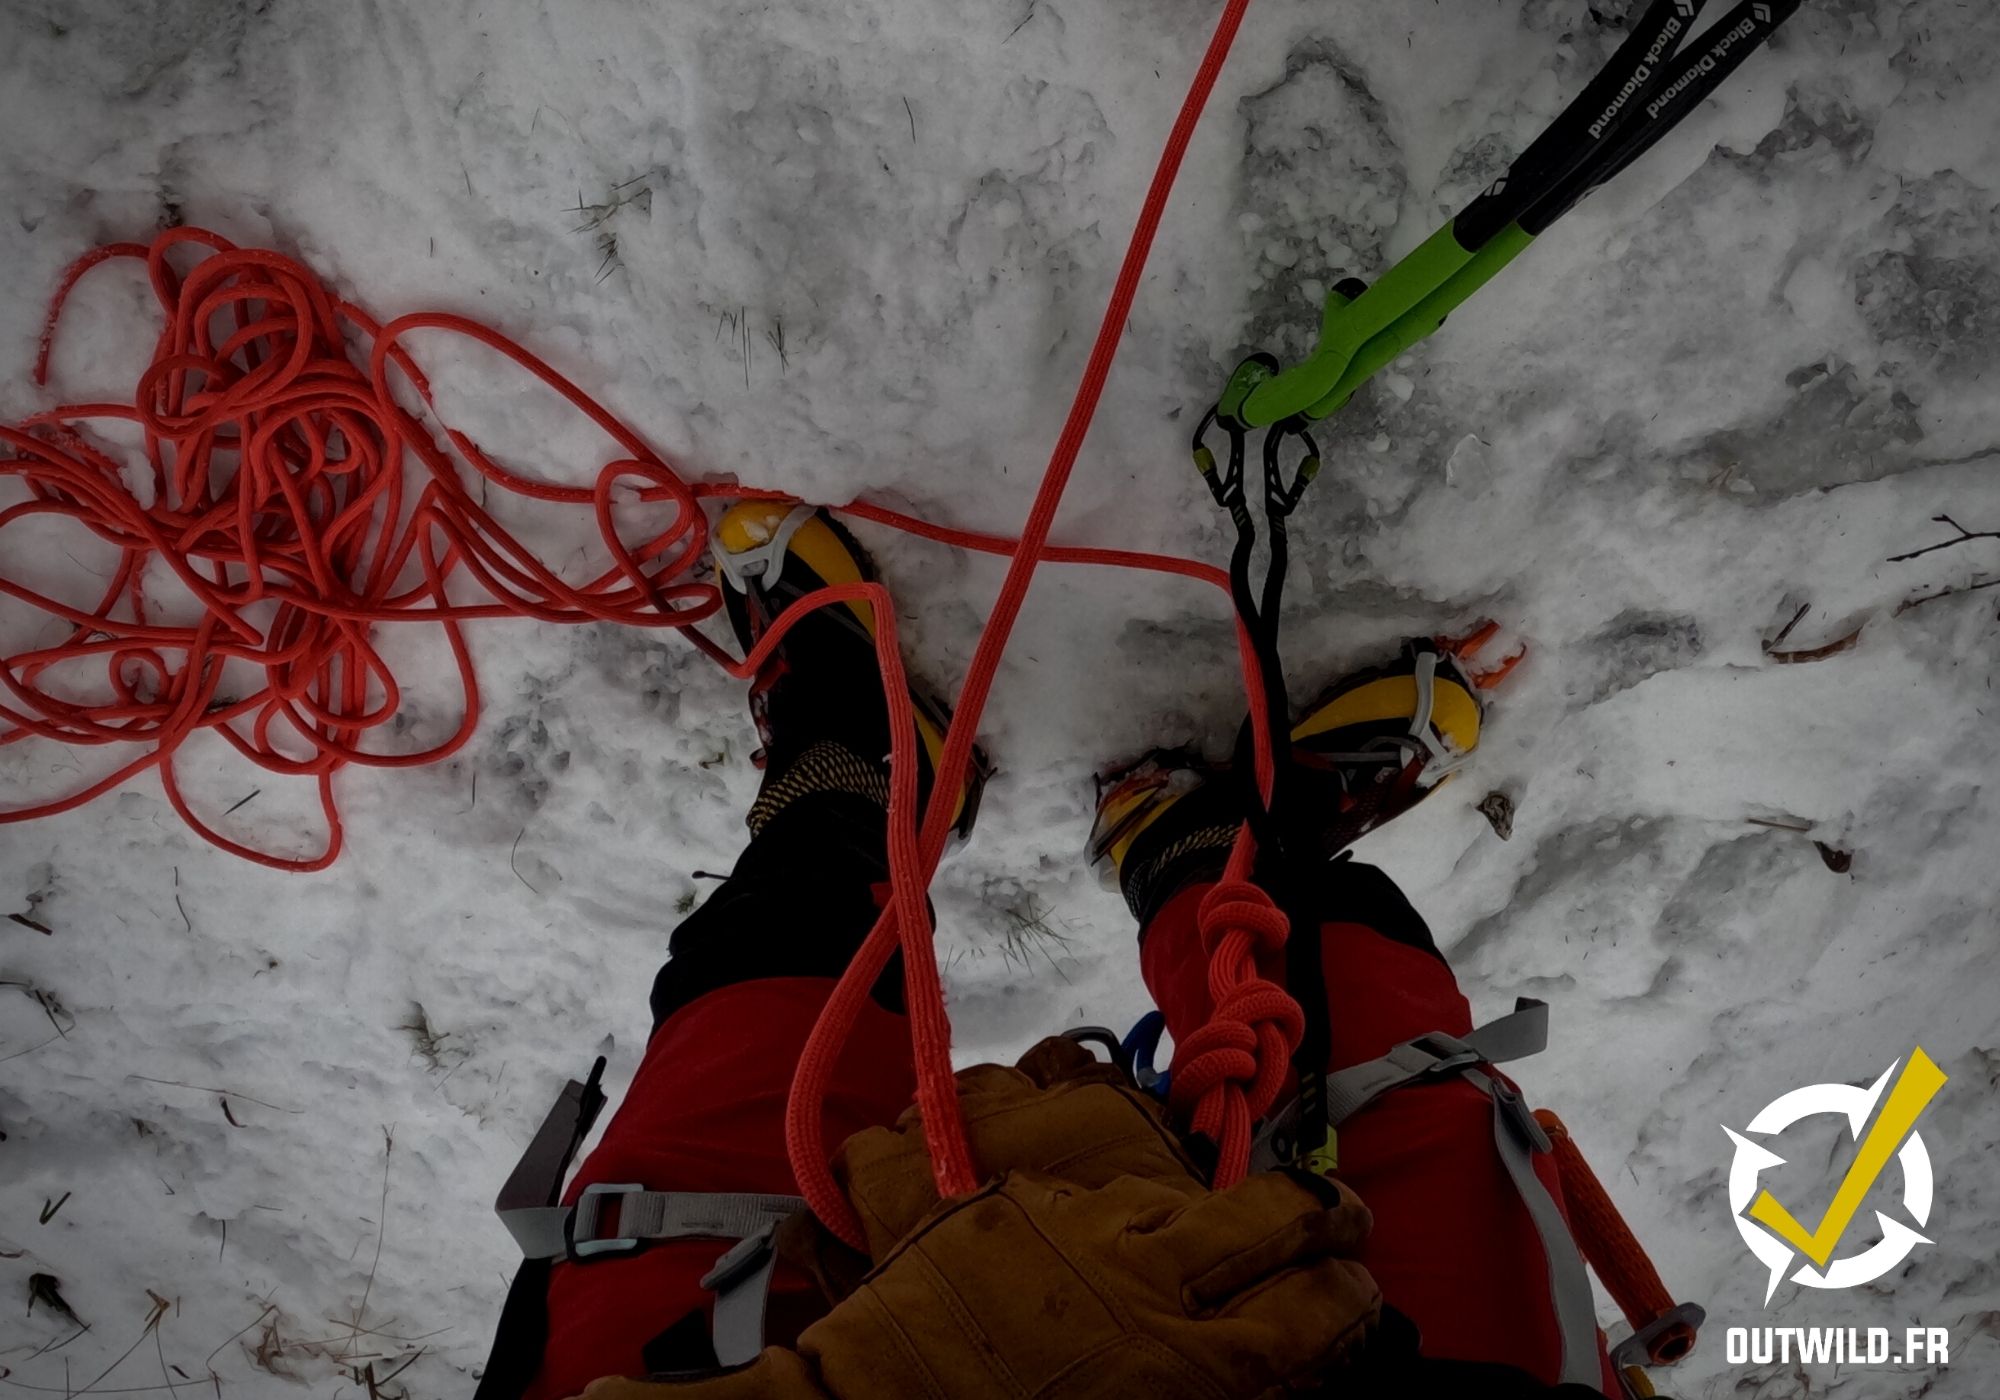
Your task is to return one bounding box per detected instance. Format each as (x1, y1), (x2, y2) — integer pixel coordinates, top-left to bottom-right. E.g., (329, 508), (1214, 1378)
(1121, 1010), (1170, 1099)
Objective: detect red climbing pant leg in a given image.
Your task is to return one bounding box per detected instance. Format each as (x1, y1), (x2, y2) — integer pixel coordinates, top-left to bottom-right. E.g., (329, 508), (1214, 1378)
(526, 979), (914, 1399)
(1139, 861), (1610, 1391)
(515, 796), (1614, 1396)
(523, 794), (916, 1399)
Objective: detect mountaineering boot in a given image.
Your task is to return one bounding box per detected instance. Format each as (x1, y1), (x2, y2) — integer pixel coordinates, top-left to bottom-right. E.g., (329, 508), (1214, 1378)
(713, 501), (988, 841)
(1089, 632), (1510, 923)
(1280, 631), (1490, 854)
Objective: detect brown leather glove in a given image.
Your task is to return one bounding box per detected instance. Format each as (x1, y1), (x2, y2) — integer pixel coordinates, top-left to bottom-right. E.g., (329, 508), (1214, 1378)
(836, 1034), (1208, 1258)
(573, 1166), (1380, 1400)
(766, 1036), (1204, 1306)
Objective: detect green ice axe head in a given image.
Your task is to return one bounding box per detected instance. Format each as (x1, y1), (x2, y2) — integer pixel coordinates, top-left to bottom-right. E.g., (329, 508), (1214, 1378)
(1227, 221), (1534, 430)
(1214, 351), (1281, 432)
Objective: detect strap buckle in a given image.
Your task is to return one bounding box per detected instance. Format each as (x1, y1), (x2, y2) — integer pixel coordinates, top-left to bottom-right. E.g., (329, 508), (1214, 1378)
(1487, 1074), (1554, 1154)
(1404, 1033), (1484, 1078)
(700, 1224), (784, 1369)
(565, 1181), (647, 1261)
(699, 1223), (778, 1293)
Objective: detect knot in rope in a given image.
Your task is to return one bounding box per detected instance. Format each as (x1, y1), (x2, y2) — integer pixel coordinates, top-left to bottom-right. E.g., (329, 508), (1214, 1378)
(1171, 878), (1305, 1184)
(1195, 881), (1291, 959)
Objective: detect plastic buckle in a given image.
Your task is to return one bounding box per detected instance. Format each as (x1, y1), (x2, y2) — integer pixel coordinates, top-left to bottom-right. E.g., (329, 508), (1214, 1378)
(1488, 1076), (1553, 1154)
(1408, 1034), (1484, 1078)
(699, 1224), (777, 1292)
(565, 1181), (646, 1262)
(1298, 1132), (1340, 1177)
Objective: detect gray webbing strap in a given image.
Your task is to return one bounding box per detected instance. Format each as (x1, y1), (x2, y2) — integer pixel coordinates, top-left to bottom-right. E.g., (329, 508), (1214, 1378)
(493, 1062), (609, 1223)
(501, 1186), (802, 1370)
(1321, 997), (1549, 1124)
(501, 1186), (804, 1262)
(492, 1071), (806, 1373)
(1254, 997), (1600, 1389)
(701, 1224), (784, 1367)
(1464, 1066), (1602, 1390)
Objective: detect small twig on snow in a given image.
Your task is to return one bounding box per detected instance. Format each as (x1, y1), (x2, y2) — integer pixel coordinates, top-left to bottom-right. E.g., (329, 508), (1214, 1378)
(1895, 576), (2000, 616)
(1767, 603), (1809, 650)
(172, 867), (191, 933)
(510, 828), (540, 894)
(1886, 513), (2000, 563)
(1746, 816), (1813, 833)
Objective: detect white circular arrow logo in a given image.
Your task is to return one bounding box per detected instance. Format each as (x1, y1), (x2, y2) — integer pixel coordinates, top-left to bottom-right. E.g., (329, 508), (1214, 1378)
(1724, 1050), (1945, 1305)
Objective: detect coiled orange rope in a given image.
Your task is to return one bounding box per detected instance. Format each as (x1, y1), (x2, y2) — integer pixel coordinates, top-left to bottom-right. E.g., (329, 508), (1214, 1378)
(3, 228), (734, 869)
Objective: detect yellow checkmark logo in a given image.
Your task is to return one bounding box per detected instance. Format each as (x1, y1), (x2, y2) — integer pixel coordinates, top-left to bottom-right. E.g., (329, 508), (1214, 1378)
(1746, 1047), (1948, 1269)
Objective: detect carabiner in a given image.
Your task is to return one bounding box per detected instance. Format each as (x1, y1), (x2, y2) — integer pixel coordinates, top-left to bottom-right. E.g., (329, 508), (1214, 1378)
(1261, 418), (1321, 518)
(1191, 404), (1248, 511)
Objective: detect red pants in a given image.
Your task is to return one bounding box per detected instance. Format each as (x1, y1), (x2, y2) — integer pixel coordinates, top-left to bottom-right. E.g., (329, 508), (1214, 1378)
(528, 872), (1608, 1397)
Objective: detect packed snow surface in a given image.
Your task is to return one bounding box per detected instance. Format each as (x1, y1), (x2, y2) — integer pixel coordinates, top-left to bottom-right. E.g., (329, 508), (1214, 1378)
(3, 1), (1998, 1395)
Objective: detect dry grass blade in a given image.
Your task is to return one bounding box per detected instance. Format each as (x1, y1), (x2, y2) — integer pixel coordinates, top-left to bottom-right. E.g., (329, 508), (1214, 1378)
(337, 1128), (397, 1362)
(126, 1077), (300, 1114)
(997, 896), (1074, 980)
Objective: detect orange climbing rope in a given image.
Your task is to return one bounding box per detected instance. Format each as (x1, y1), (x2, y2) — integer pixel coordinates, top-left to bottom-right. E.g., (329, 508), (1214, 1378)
(4, 229), (745, 869)
(779, 0), (1290, 1231)
(1, 0), (1290, 1237)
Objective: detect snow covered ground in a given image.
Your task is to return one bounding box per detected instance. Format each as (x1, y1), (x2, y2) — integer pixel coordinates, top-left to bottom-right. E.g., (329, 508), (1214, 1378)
(4, 0), (1998, 1395)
